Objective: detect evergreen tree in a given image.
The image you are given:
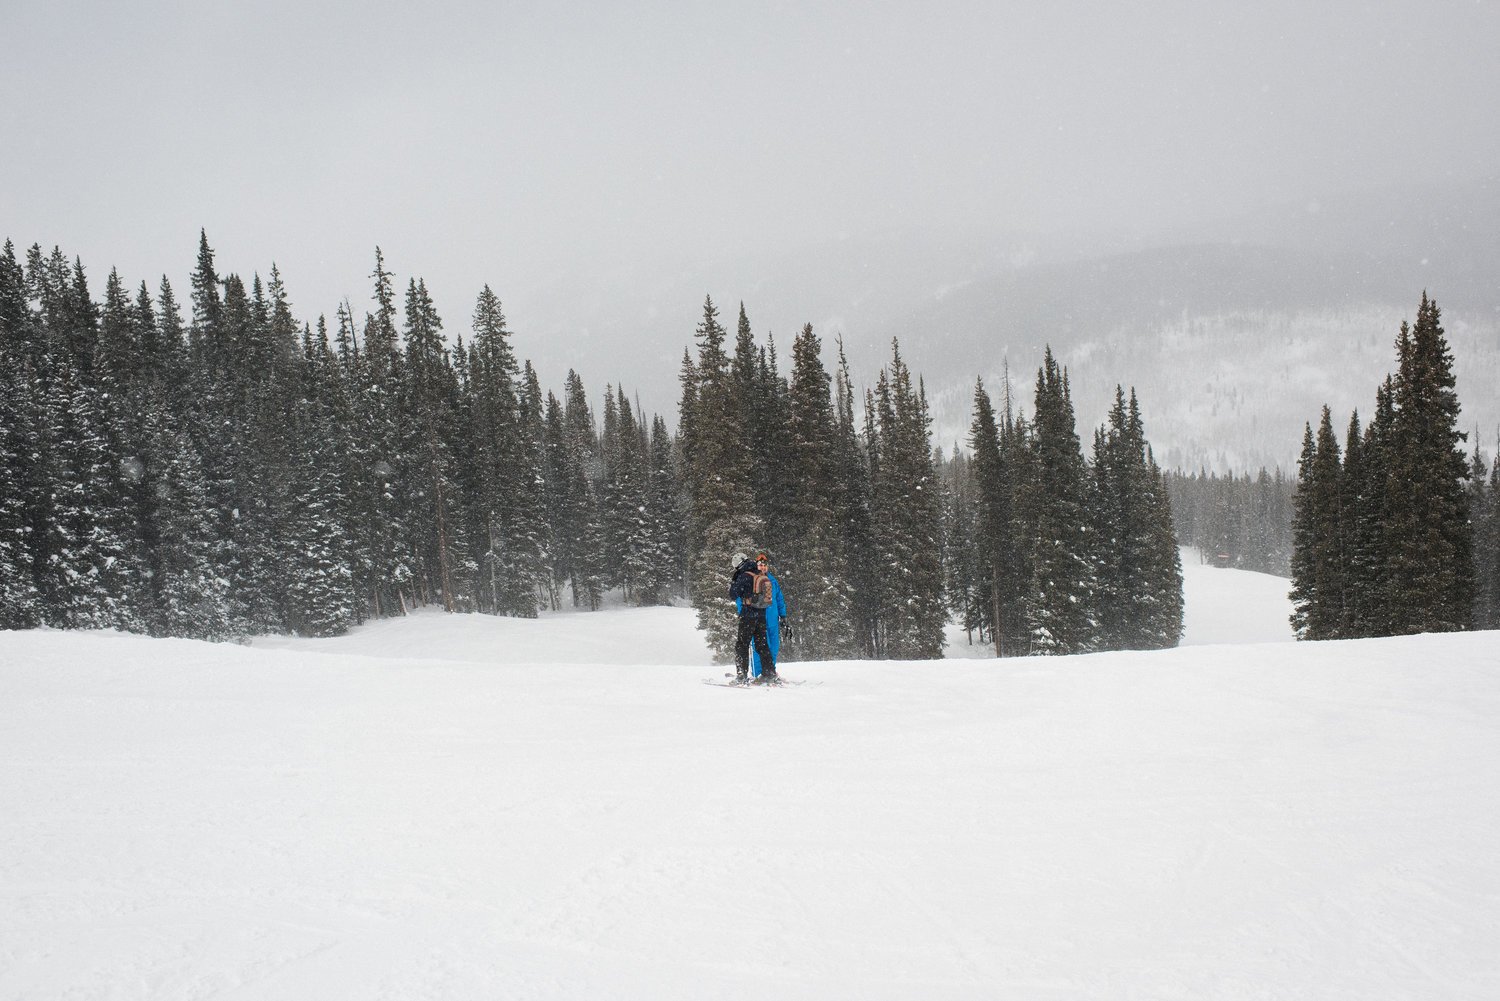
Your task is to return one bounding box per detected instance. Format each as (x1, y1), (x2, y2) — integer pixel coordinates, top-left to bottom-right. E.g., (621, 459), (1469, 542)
(780, 323), (857, 660)
(1338, 410), (1377, 636)
(1289, 407), (1346, 640)
(1356, 379), (1399, 635)
(967, 379), (1007, 652)
(0, 241), (42, 626)
(351, 250), (413, 618)
(680, 297), (760, 660)
(995, 379), (1036, 657)
(1387, 294), (1474, 632)
(40, 354), (143, 630)
(1089, 387), (1182, 650)
(636, 414), (684, 605)
(867, 340), (945, 658)
(1024, 348), (1094, 654)
(610, 389), (654, 602)
(832, 336), (878, 658)
(466, 285), (541, 616)
(557, 370), (606, 609)
(1288, 423), (1319, 639)
(512, 362), (555, 614)
(281, 324), (358, 636)
(188, 229), (222, 366)
(400, 277), (466, 611)
(215, 273), (284, 633)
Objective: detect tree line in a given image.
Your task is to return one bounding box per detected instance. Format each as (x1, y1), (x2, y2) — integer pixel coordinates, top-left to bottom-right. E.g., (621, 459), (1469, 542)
(943, 360), (1183, 655)
(1288, 293), (1500, 638)
(1165, 467), (1295, 576)
(0, 235), (685, 638)
(676, 301), (1184, 663)
(1, 235), (1184, 659)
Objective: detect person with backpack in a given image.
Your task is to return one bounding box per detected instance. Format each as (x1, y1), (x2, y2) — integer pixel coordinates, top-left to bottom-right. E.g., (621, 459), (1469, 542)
(747, 553), (788, 681)
(729, 551), (778, 685)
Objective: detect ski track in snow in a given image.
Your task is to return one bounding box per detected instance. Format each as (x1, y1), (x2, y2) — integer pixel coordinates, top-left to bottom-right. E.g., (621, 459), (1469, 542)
(2, 563), (1498, 1000)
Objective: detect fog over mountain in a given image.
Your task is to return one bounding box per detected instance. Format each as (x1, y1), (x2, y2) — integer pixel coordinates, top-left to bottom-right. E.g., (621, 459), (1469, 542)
(513, 176), (1500, 471)
(4, 2), (1497, 470)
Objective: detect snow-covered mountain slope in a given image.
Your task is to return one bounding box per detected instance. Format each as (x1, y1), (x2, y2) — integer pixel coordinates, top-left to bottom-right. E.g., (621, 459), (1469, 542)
(3, 568), (1496, 1000)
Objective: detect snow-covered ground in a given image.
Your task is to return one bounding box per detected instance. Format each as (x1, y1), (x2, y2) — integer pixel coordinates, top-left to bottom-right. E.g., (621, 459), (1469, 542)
(3, 560), (1497, 1000)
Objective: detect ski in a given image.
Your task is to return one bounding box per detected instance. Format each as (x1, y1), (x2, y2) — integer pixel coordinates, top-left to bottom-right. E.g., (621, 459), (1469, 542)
(704, 674), (816, 688)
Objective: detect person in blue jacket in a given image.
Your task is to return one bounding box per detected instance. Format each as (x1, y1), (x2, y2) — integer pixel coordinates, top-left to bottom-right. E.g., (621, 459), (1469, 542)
(729, 551), (779, 684)
(748, 553), (787, 680)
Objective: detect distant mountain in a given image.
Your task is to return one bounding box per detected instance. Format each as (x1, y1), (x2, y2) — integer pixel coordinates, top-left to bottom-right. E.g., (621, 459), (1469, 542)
(510, 177), (1500, 473)
(864, 178), (1500, 470)
(858, 240), (1499, 472)
(1190, 176), (1500, 315)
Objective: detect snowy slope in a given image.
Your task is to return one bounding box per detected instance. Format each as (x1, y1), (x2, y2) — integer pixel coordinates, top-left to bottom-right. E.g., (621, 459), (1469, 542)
(3, 570), (1497, 1000)
(1178, 548), (1294, 646)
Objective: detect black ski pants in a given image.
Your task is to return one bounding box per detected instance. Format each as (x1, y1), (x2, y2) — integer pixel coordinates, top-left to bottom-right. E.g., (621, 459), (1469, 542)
(734, 612), (774, 677)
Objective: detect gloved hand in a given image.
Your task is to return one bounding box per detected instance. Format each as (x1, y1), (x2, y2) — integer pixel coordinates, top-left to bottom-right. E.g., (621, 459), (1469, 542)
(779, 616), (788, 636)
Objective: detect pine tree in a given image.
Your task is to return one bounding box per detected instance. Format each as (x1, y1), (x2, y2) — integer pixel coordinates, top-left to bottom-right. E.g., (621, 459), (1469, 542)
(1289, 407), (1345, 640)
(867, 340), (945, 659)
(189, 230), (222, 366)
(216, 273), (284, 633)
(511, 362), (554, 614)
(281, 324), (358, 636)
(400, 277), (466, 611)
(125, 275), (221, 637)
(1288, 423), (1319, 639)
(466, 285), (540, 616)
(148, 418), (233, 640)
(557, 370), (606, 609)
(1359, 379), (1400, 635)
(680, 297), (760, 660)
(833, 336), (877, 658)
(1023, 348), (1094, 654)
(0, 241), (42, 626)
(1089, 387), (1182, 650)
(41, 354), (143, 631)
(1138, 457), (1186, 648)
(606, 389), (654, 602)
(352, 250), (413, 618)
(1387, 294), (1474, 632)
(780, 323), (857, 660)
(1338, 411), (1374, 636)
(968, 379), (1006, 652)
(636, 414), (684, 605)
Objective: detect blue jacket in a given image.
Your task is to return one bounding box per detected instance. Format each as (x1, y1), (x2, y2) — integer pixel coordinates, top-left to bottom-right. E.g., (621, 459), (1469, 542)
(736, 572), (788, 677)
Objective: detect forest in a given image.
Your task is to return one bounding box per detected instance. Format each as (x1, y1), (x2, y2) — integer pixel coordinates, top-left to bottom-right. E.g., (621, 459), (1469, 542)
(3, 237), (1492, 656)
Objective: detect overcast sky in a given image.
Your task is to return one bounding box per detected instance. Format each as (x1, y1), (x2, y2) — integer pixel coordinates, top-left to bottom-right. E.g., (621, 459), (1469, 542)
(4, 0), (1497, 342)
